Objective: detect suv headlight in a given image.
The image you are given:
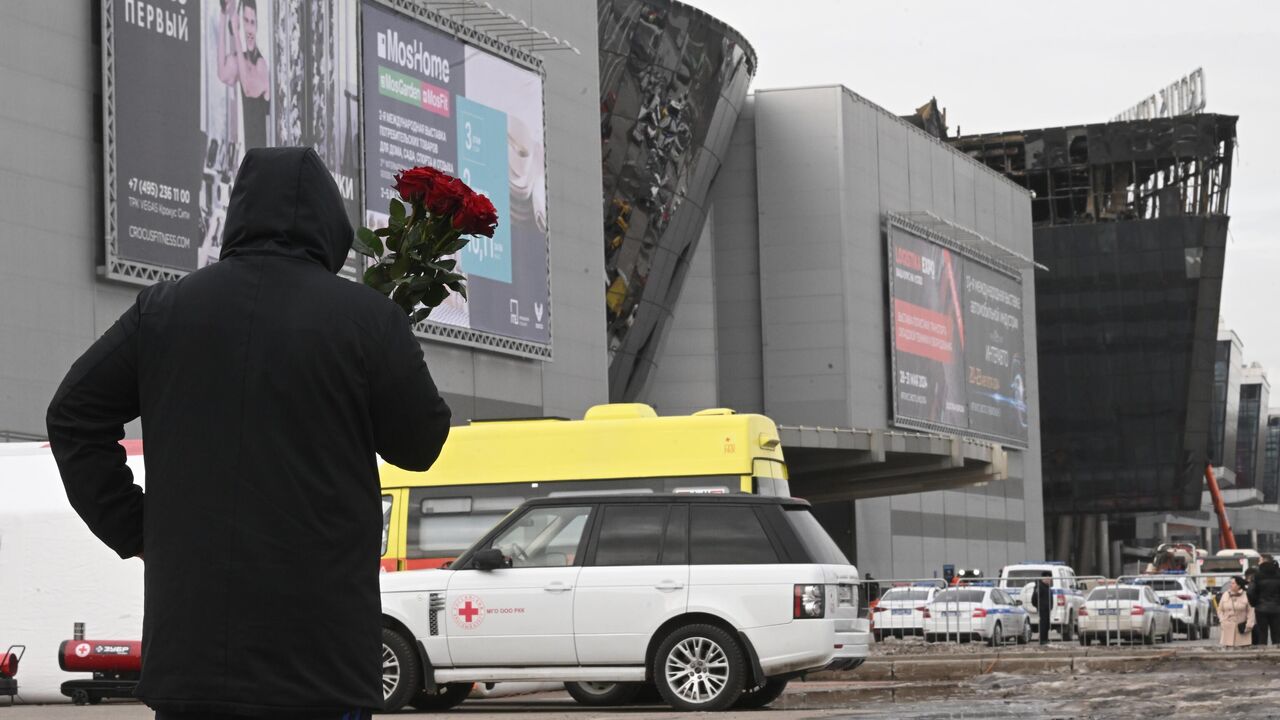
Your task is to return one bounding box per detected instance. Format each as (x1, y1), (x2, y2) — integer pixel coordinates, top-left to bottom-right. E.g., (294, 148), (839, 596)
(794, 584), (825, 619)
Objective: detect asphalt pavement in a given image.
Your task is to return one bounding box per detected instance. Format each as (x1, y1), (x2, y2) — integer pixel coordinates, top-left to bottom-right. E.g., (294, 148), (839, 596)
(6, 639), (1277, 719)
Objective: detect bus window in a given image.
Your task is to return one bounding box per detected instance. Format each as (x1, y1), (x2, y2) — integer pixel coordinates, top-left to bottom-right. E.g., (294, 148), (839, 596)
(407, 494), (523, 563)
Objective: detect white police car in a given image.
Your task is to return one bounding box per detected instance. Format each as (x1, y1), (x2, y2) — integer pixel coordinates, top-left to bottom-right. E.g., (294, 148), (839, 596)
(871, 583), (941, 640)
(379, 495), (871, 712)
(1077, 583), (1174, 645)
(922, 585), (1032, 646)
(1002, 562), (1084, 640)
(1123, 573), (1212, 640)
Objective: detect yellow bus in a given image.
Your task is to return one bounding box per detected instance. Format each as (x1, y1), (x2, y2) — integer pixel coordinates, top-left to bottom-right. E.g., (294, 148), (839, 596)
(378, 403), (790, 571)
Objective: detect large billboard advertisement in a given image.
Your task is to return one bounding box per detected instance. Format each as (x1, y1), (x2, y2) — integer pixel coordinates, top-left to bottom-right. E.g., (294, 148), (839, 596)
(361, 1), (550, 346)
(887, 218), (1029, 447)
(104, 0), (361, 276)
(101, 0), (550, 356)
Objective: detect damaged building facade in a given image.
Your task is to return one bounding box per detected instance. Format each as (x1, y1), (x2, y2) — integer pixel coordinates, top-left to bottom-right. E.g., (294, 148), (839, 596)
(951, 114), (1238, 572)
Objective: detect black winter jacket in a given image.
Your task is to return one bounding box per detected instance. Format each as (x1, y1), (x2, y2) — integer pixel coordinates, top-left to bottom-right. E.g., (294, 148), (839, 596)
(47, 147), (451, 716)
(1249, 562), (1280, 614)
(1030, 580), (1053, 615)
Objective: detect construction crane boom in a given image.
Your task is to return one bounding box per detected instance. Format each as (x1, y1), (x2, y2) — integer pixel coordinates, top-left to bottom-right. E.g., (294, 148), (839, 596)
(1206, 463), (1237, 550)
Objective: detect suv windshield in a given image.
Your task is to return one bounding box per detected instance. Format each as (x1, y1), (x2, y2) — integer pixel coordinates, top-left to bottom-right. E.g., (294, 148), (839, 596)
(783, 507), (849, 565)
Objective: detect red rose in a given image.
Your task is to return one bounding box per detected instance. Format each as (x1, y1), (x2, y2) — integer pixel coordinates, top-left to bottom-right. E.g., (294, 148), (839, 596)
(453, 192), (498, 237)
(426, 175), (469, 217)
(393, 166), (442, 203)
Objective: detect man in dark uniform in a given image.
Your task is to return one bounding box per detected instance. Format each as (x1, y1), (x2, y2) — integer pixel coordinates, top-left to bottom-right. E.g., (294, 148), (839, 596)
(1030, 571), (1054, 645)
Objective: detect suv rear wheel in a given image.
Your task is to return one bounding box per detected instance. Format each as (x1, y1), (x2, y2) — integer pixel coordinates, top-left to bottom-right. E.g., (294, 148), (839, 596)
(564, 681), (643, 706)
(381, 627), (421, 713)
(653, 624), (746, 711)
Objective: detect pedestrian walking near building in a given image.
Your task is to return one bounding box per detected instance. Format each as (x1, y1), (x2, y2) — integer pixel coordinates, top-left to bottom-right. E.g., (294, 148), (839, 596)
(47, 147), (452, 719)
(1030, 571), (1054, 645)
(1248, 560), (1280, 645)
(1218, 576), (1255, 647)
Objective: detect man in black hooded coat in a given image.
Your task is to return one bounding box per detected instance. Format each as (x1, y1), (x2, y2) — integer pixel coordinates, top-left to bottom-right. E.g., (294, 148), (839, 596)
(1249, 560), (1280, 644)
(47, 147), (451, 718)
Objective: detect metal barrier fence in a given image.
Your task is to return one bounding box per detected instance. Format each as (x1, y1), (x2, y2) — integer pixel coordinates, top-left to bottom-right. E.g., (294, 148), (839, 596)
(855, 573), (1222, 648)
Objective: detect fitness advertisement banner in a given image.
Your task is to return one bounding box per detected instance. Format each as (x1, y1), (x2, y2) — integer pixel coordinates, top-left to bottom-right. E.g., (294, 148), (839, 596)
(361, 1), (550, 345)
(108, 0), (362, 274)
(887, 221), (1029, 446)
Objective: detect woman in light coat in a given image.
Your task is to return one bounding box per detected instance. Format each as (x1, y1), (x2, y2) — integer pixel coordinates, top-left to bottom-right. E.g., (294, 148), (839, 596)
(1219, 576), (1255, 647)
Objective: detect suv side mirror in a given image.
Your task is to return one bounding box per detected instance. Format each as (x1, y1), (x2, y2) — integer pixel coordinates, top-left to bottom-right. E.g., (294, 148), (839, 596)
(473, 548), (507, 571)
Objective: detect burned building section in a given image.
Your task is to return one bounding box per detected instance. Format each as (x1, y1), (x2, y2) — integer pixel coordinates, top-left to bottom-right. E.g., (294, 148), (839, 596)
(952, 115), (1237, 557)
(598, 0), (755, 401)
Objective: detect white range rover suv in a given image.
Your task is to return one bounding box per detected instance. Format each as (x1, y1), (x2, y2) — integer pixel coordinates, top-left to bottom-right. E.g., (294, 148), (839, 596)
(380, 494), (870, 712)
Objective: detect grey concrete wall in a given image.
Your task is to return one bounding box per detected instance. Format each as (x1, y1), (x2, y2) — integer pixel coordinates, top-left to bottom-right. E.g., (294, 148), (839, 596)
(0, 1), (607, 439)
(744, 86), (1045, 579)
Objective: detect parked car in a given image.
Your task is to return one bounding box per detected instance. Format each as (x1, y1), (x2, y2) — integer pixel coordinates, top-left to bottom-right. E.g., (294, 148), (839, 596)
(922, 586), (1032, 646)
(1123, 573), (1212, 640)
(1077, 584), (1174, 645)
(380, 494), (870, 712)
(871, 583), (941, 640)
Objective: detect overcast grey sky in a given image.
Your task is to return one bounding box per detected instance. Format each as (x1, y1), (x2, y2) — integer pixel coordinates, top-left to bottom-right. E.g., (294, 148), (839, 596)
(685, 0), (1280, 386)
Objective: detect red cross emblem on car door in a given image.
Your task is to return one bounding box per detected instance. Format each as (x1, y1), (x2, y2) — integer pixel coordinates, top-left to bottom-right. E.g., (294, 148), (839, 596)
(452, 595), (485, 629)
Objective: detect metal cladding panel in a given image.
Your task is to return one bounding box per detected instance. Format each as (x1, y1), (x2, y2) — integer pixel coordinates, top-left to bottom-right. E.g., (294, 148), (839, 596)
(973, 166), (997, 241)
(840, 96), (888, 430)
(875, 111), (911, 214)
(992, 178), (1015, 250)
(599, 0), (756, 401)
(1036, 216), (1229, 514)
(930, 142), (957, 223)
(907, 129), (934, 211)
(952, 155), (977, 230)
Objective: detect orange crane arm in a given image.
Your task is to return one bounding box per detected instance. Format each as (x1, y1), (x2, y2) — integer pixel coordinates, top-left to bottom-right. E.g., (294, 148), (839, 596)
(1206, 463), (1237, 550)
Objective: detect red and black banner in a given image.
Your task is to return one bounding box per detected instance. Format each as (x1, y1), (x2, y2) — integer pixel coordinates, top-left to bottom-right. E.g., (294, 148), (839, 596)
(887, 220), (1029, 446)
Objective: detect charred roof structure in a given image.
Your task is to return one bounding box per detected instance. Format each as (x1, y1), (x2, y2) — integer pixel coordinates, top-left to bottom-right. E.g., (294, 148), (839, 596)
(951, 115), (1237, 556)
(953, 115), (1235, 228)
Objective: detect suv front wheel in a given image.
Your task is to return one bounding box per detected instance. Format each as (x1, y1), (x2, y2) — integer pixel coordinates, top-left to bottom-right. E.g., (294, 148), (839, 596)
(381, 627), (421, 713)
(653, 624), (747, 711)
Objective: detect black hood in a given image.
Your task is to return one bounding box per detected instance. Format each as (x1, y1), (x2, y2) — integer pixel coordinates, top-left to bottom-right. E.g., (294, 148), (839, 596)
(219, 147), (352, 273)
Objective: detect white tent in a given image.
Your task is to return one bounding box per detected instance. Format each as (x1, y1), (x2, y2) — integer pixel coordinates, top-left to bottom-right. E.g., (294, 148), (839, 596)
(0, 443), (145, 703)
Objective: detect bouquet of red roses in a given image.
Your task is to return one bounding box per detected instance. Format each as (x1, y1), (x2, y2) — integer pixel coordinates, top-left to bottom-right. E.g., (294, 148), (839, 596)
(354, 166), (498, 323)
